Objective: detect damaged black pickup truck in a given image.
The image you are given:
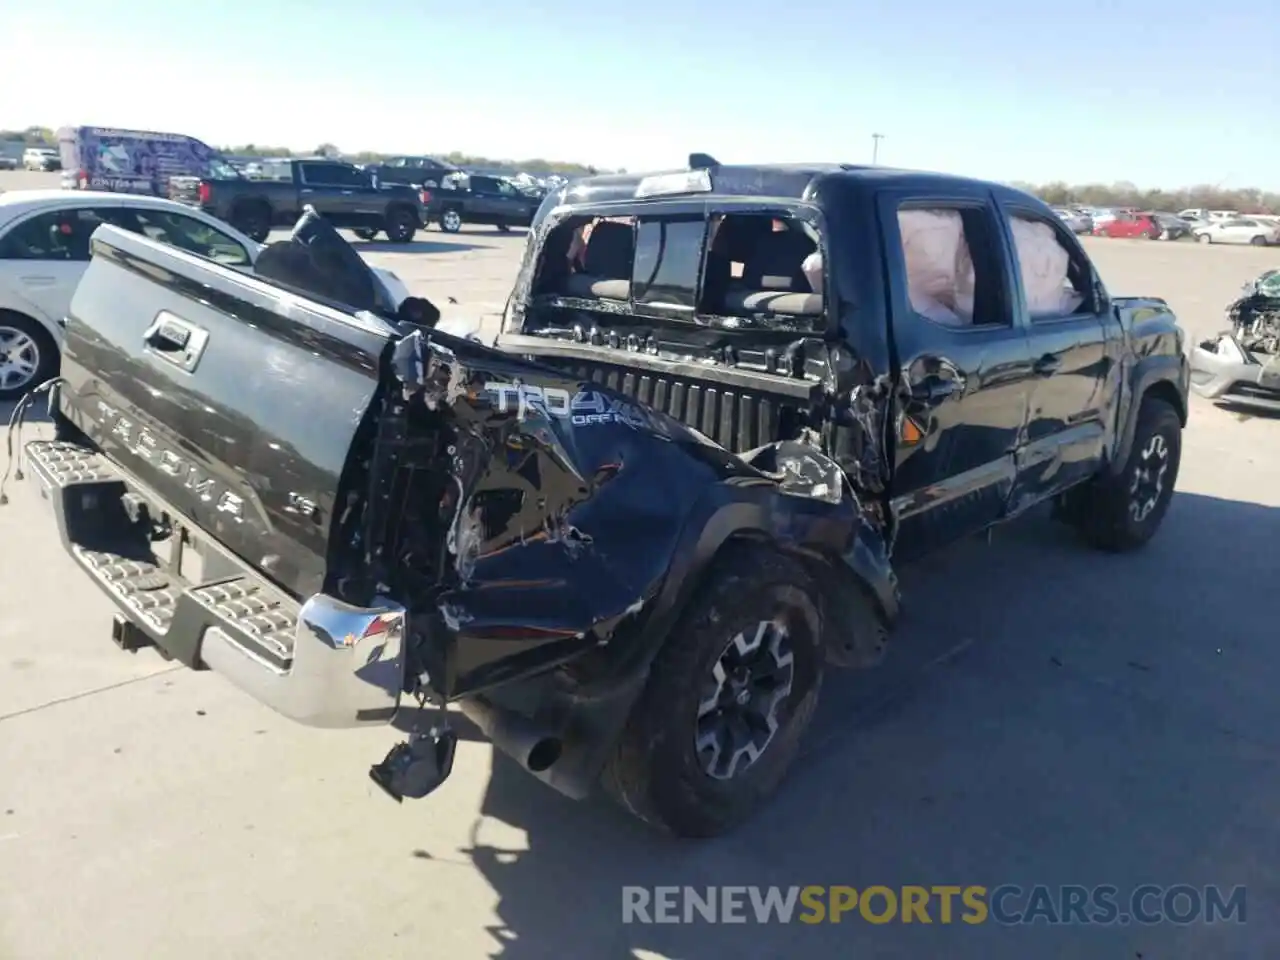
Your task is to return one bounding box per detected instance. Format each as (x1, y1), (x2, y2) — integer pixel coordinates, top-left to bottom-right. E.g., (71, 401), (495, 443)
(22, 159), (1189, 838)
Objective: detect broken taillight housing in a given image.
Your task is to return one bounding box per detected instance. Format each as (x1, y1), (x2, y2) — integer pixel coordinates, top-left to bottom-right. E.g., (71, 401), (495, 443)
(420, 189), (432, 205)
(196, 181), (212, 205)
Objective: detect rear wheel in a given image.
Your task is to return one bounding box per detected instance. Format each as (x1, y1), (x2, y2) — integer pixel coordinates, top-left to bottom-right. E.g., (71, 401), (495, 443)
(0, 313), (58, 401)
(1198, 233), (1212, 244)
(384, 207), (417, 243)
(496, 222), (511, 233)
(1250, 235), (1268, 246)
(602, 545), (824, 838)
(353, 227), (379, 241)
(232, 204), (271, 243)
(1065, 396), (1181, 552)
(439, 208), (463, 233)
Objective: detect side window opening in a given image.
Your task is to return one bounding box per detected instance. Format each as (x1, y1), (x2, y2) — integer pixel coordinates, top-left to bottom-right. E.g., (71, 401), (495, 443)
(534, 215), (637, 302)
(1007, 213), (1090, 320)
(701, 213), (824, 320)
(895, 205), (1008, 328)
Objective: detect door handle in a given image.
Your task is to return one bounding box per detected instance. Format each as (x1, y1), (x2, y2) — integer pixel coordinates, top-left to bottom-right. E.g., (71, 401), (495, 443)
(909, 376), (959, 404)
(1033, 353), (1062, 375)
(142, 312), (208, 372)
(144, 319), (190, 351)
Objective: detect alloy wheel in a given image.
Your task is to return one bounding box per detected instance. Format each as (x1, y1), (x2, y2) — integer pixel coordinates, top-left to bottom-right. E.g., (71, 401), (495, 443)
(1129, 433), (1170, 524)
(695, 620), (795, 780)
(0, 325), (40, 393)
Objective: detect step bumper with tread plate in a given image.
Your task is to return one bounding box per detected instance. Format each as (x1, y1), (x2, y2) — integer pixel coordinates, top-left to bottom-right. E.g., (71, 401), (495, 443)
(25, 439), (407, 728)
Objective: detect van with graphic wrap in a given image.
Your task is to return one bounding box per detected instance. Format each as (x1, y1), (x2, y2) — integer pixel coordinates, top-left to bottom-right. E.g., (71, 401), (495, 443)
(56, 126), (241, 196)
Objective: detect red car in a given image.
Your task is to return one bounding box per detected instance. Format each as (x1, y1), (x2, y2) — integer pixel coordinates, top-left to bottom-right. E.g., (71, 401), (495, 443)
(1097, 212), (1161, 239)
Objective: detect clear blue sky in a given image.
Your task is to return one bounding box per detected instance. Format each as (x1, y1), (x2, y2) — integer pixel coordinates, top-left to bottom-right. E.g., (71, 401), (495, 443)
(3, 0), (1278, 189)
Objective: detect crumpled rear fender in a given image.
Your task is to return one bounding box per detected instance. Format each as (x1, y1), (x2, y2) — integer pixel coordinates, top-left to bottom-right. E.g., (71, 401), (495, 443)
(385, 329), (898, 703)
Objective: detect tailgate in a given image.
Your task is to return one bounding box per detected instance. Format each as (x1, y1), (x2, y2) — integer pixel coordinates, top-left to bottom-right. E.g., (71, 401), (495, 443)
(58, 223), (395, 599)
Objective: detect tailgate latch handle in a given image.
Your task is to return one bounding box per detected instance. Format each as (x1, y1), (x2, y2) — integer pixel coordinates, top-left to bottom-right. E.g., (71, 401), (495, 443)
(142, 312), (209, 372)
(145, 319), (190, 351)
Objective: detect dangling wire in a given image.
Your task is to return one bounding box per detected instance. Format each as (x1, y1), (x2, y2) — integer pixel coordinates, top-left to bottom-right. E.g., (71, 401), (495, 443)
(0, 377), (67, 506)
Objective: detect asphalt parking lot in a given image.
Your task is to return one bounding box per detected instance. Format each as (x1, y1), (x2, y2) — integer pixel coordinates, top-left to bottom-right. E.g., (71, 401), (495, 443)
(1, 169), (1278, 959)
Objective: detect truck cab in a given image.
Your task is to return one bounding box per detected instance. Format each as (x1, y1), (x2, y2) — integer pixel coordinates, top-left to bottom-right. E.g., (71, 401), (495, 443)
(498, 159), (1189, 564)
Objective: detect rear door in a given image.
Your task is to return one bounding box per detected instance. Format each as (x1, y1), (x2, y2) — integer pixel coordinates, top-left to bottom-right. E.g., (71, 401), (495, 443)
(490, 179), (536, 226)
(297, 162), (369, 225)
(0, 205), (103, 330)
(877, 188), (1036, 561)
(995, 197), (1116, 503)
(467, 177), (505, 223)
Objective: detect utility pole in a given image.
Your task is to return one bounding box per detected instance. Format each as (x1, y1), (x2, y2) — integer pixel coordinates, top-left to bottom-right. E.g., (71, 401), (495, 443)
(871, 133), (884, 165)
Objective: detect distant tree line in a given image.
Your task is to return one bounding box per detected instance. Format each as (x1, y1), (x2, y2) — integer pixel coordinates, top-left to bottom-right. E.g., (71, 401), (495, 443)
(5, 126), (1273, 206)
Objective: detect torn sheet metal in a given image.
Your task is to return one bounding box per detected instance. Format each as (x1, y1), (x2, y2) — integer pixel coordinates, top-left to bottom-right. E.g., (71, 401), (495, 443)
(385, 327), (895, 699)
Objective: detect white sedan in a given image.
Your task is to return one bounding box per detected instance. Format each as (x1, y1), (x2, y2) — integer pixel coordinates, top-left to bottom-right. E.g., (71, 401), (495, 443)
(1192, 218), (1280, 247)
(0, 190), (411, 399)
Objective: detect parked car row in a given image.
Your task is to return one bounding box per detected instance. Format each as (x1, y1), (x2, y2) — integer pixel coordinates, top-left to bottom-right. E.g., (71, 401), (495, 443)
(35, 127), (549, 238)
(1052, 203), (1280, 245)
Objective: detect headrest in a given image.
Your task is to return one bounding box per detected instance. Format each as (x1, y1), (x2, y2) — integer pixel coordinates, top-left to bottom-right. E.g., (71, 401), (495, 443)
(583, 220), (635, 277)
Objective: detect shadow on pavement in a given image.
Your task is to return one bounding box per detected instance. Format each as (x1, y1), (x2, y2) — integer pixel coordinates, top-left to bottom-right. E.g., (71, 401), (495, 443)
(0, 398), (51, 433)
(416, 491), (1279, 959)
(356, 238), (493, 255)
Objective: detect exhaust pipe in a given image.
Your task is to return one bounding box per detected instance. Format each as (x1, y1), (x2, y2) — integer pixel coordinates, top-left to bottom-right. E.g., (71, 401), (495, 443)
(458, 697), (564, 773)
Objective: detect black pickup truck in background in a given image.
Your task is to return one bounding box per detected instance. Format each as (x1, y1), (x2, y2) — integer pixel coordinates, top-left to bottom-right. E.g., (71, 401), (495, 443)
(26, 159), (1188, 840)
(170, 157), (426, 243)
(427, 173), (540, 233)
(363, 155), (461, 189)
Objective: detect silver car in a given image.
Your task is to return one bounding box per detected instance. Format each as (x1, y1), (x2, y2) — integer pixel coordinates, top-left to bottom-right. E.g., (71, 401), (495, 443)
(1052, 207), (1093, 234)
(1193, 218), (1280, 246)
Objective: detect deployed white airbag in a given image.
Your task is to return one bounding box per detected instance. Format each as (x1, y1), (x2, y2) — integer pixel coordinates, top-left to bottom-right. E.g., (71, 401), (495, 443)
(1009, 217), (1084, 318)
(897, 210), (975, 325)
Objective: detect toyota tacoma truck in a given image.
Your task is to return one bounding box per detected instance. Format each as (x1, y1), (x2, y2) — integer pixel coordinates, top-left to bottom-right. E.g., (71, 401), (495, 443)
(169, 157), (426, 244)
(18, 158), (1189, 839)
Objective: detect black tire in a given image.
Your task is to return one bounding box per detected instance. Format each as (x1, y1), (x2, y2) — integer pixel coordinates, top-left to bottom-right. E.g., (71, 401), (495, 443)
(384, 207), (417, 244)
(232, 203), (271, 243)
(1250, 235), (1267, 246)
(353, 227), (379, 241)
(439, 207), (463, 233)
(0, 312), (58, 402)
(496, 222), (511, 233)
(602, 544), (824, 838)
(1067, 396), (1181, 552)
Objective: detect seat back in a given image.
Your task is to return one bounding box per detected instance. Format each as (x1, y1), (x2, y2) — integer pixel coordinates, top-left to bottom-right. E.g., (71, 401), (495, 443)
(582, 221), (635, 279)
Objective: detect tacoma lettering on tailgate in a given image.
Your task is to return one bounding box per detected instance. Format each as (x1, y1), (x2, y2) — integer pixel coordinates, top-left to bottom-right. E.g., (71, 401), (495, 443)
(96, 400), (245, 520)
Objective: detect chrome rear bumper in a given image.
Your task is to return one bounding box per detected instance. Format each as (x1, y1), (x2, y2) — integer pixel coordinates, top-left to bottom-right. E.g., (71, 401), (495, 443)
(26, 438), (407, 728)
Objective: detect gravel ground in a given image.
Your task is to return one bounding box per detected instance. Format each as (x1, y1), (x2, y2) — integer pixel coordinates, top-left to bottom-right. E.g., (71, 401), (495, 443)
(0, 168), (1277, 960)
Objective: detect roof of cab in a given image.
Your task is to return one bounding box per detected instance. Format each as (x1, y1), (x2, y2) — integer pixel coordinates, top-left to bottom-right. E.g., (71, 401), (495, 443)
(558, 161), (1017, 208)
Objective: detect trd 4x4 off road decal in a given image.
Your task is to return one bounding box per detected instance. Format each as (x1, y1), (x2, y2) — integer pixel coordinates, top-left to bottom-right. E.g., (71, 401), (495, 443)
(484, 381), (671, 432)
